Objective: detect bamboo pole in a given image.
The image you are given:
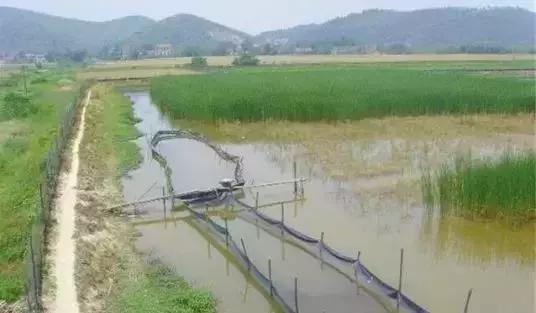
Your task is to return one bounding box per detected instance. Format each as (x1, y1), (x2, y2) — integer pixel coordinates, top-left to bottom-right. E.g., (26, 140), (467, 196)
(241, 238), (250, 271)
(294, 277), (299, 313)
(464, 289), (473, 313)
(268, 259), (273, 296)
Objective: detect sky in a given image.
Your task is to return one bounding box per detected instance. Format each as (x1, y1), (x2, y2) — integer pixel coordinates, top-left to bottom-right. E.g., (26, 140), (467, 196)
(0, 0), (534, 34)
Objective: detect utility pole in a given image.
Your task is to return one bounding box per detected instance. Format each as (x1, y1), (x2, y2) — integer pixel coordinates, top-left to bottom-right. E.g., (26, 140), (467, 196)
(22, 65), (28, 97)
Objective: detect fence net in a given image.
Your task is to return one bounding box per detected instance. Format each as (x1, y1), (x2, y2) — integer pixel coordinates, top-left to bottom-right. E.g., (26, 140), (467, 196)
(150, 129), (430, 313)
(24, 82), (92, 313)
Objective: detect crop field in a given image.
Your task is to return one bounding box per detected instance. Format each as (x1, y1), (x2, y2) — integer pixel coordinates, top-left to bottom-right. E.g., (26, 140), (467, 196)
(150, 64), (535, 122)
(92, 53), (536, 69)
(76, 67), (198, 81)
(422, 152), (535, 221)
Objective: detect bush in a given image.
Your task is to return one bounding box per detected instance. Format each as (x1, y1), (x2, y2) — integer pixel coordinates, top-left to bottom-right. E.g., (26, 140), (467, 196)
(2, 92), (37, 119)
(191, 56), (208, 68)
(232, 54), (260, 66)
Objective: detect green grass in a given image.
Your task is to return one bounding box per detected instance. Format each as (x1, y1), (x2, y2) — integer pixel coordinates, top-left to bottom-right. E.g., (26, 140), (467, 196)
(0, 69), (79, 301)
(150, 63), (535, 122)
(422, 152), (536, 222)
(110, 260), (215, 313)
(99, 87), (143, 173)
(95, 85), (215, 313)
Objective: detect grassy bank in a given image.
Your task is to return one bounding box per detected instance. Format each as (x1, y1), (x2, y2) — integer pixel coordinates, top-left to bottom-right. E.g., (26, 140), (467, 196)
(110, 259), (215, 313)
(151, 63), (535, 122)
(422, 152), (535, 222)
(0, 69), (79, 301)
(75, 84), (215, 313)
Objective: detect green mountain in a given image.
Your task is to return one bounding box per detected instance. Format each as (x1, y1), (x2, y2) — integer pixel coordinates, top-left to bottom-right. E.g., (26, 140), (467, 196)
(0, 6), (155, 53)
(0, 6), (534, 56)
(123, 14), (250, 53)
(256, 7), (536, 53)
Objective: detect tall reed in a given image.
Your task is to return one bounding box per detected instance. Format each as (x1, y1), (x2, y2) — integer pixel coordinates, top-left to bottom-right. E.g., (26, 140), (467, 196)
(422, 151), (535, 221)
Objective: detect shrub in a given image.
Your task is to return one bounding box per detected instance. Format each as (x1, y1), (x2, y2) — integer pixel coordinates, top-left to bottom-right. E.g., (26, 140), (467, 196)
(191, 56), (208, 68)
(2, 92), (37, 119)
(232, 54), (260, 66)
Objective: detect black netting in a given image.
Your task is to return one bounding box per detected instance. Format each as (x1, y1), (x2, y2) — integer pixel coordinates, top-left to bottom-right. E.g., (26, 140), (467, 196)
(151, 129), (430, 313)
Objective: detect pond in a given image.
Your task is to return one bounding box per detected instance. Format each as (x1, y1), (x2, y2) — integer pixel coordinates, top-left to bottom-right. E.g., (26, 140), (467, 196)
(123, 91), (534, 313)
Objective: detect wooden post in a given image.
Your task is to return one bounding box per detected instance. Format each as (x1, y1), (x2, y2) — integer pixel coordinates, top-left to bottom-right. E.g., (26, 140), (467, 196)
(397, 248), (404, 310)
(205, 205), (209, 220)
(294, 277), (299, 313)
(255, 192), (259, 210)
(241, 238), (250, 271)
(464, 289), (473, 313)
(293, 161), (298, 195)
(268, 259), (273, 296)
(320, 232), (325, 246)
(224, 219), (229, 247)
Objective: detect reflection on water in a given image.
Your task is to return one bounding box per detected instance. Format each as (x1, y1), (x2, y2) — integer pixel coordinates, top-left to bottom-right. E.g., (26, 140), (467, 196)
(125, 91), (535, 313)
(136, 218), (281, 313)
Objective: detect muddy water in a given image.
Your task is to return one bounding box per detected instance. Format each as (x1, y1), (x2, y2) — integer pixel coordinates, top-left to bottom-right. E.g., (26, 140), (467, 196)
(124, 91), (534, 313)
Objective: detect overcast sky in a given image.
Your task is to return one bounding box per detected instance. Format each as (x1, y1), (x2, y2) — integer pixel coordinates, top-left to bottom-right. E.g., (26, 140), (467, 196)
(0, 0), (533, 34)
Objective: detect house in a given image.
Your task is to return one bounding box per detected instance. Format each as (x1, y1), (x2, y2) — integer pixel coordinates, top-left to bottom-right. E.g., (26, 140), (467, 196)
(153, 44), (174, 57)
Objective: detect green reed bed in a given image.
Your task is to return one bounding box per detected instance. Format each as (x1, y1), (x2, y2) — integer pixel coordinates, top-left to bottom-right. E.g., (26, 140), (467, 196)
(150, 65), (535, 122)
(423, 152), (536, 221)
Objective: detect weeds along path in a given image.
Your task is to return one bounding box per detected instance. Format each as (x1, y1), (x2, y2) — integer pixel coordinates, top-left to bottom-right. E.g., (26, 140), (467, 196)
(49, 90), (91, 313)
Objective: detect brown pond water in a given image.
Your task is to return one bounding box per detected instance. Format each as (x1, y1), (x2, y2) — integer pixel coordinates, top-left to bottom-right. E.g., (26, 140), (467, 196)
(123, 91), (535, 313)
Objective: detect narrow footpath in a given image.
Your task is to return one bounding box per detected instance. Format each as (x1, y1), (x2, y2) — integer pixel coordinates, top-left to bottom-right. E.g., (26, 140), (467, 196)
(49, 90), (91, 313)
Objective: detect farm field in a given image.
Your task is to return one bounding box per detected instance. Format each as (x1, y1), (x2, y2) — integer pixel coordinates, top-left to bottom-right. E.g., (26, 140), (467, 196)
(0, 69), (80, 301)
(1, 57), (534, 312)
(76, 67), (198, 81)
(151, 63), (535, 122)
(128, 77), (535, 312)
(92, 53), (536, 69)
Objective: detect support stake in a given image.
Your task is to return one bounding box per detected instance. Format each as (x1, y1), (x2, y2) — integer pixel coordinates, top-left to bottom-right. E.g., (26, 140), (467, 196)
(162, 187), (167, 215)
(464, 289), (473, 313)
(224, 219), (229, 247)
(255, 192), (259, 210)
(268, 259), (273, 296)
(294, 277), (299, 313)
(355, 251), (361, 295)
(240, 238), (250, 271)
(397, 248), (404, 310)
(293, 161), (298, 195)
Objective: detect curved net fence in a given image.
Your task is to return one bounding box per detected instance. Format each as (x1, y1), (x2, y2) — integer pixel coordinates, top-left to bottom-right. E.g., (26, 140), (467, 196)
(150, 130), (430, 313)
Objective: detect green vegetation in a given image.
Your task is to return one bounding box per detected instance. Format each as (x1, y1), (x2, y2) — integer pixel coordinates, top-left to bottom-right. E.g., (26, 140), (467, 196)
(422, 152), (536, 222)
(110, 260), (215, 313)
(98, 87), (142, 173)
(191, 57), (208, 68)
(90, 85), (215, 313)
(232, 54), (260, 66)
(150, 64), (535, 122)
(0, 68), (79, 300)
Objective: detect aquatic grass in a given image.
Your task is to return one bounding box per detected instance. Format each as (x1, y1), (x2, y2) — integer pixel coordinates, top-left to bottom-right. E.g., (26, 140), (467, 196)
(422, 151), (536, 222)
(150, 65), (535, 122)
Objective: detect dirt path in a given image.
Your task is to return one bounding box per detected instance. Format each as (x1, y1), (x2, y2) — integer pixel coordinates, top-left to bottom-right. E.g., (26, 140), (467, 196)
(49, 90), (91, 313)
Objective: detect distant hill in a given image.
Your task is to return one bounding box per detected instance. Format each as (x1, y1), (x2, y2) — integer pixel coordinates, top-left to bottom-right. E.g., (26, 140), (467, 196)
(0, 6), (155, 54)
(256, 7), (536, 53)
(123, 14), (250, 55)
(0, 6), (534, 56)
